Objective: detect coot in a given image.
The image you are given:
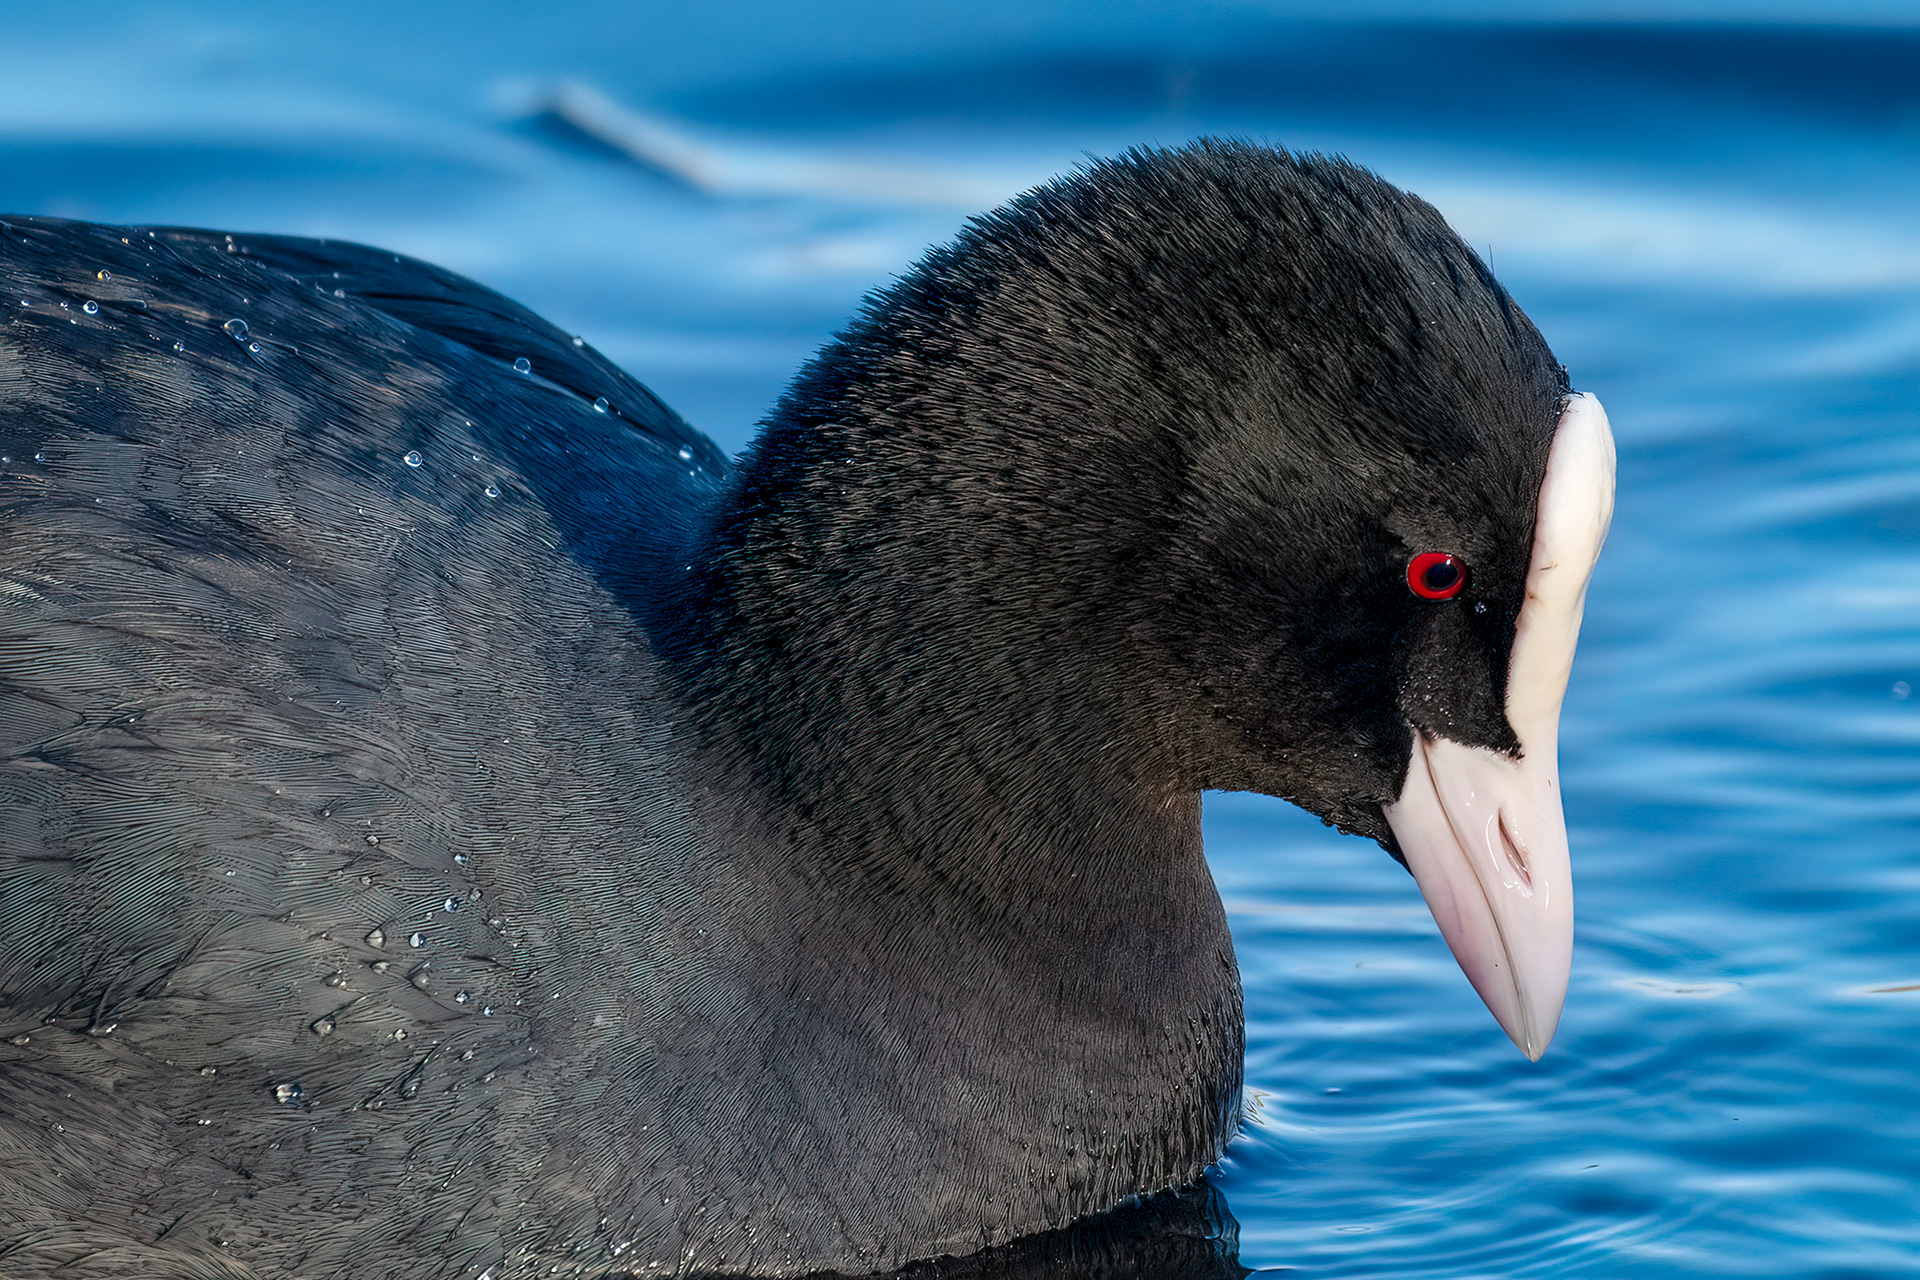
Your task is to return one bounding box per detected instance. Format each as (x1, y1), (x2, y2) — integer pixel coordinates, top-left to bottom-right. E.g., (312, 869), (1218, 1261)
(0, 141), (1612, 1279)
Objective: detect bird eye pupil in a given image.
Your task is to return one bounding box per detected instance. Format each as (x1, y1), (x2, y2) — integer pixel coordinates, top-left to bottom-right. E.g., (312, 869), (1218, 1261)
(1406, 551), (1467, 600)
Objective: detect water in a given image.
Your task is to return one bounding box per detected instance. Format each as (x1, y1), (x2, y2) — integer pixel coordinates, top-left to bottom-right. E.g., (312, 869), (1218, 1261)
(3, 6), (1918, 1277)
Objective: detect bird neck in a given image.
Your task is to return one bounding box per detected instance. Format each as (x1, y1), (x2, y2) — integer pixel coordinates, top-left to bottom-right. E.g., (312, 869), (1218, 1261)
(647, 391), (1245, 1236)
(676, 469), (1233, 1011)
(671, 389), (1201, 897)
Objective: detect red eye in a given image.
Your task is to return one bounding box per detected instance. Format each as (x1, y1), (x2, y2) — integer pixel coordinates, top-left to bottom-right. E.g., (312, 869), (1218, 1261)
(1407, 552), (1467, 600)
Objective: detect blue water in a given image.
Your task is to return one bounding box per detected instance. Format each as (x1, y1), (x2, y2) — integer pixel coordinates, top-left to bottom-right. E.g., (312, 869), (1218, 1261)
(5, 7), (1918, 1276)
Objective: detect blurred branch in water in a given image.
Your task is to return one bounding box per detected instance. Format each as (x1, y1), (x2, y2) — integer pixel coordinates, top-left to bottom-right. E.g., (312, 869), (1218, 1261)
(509, 79), (1014, 207)
(522, 80), (722, 193)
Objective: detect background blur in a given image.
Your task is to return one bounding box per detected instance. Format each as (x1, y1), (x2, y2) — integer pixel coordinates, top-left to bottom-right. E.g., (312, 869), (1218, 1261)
(5, 3), (1919, 1276)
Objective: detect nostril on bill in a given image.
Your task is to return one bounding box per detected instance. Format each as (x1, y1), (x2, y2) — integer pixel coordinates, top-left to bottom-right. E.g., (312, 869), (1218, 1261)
(1497, 812), (1532, 890)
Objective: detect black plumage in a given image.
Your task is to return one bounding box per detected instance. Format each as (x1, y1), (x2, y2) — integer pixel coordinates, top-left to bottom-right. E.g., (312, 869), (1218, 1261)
(0, 142), (1567, 1278)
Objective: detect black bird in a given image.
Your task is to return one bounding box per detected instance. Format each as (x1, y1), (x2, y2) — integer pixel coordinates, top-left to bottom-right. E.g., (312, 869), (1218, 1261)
(0, 141), (1612, 1279)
